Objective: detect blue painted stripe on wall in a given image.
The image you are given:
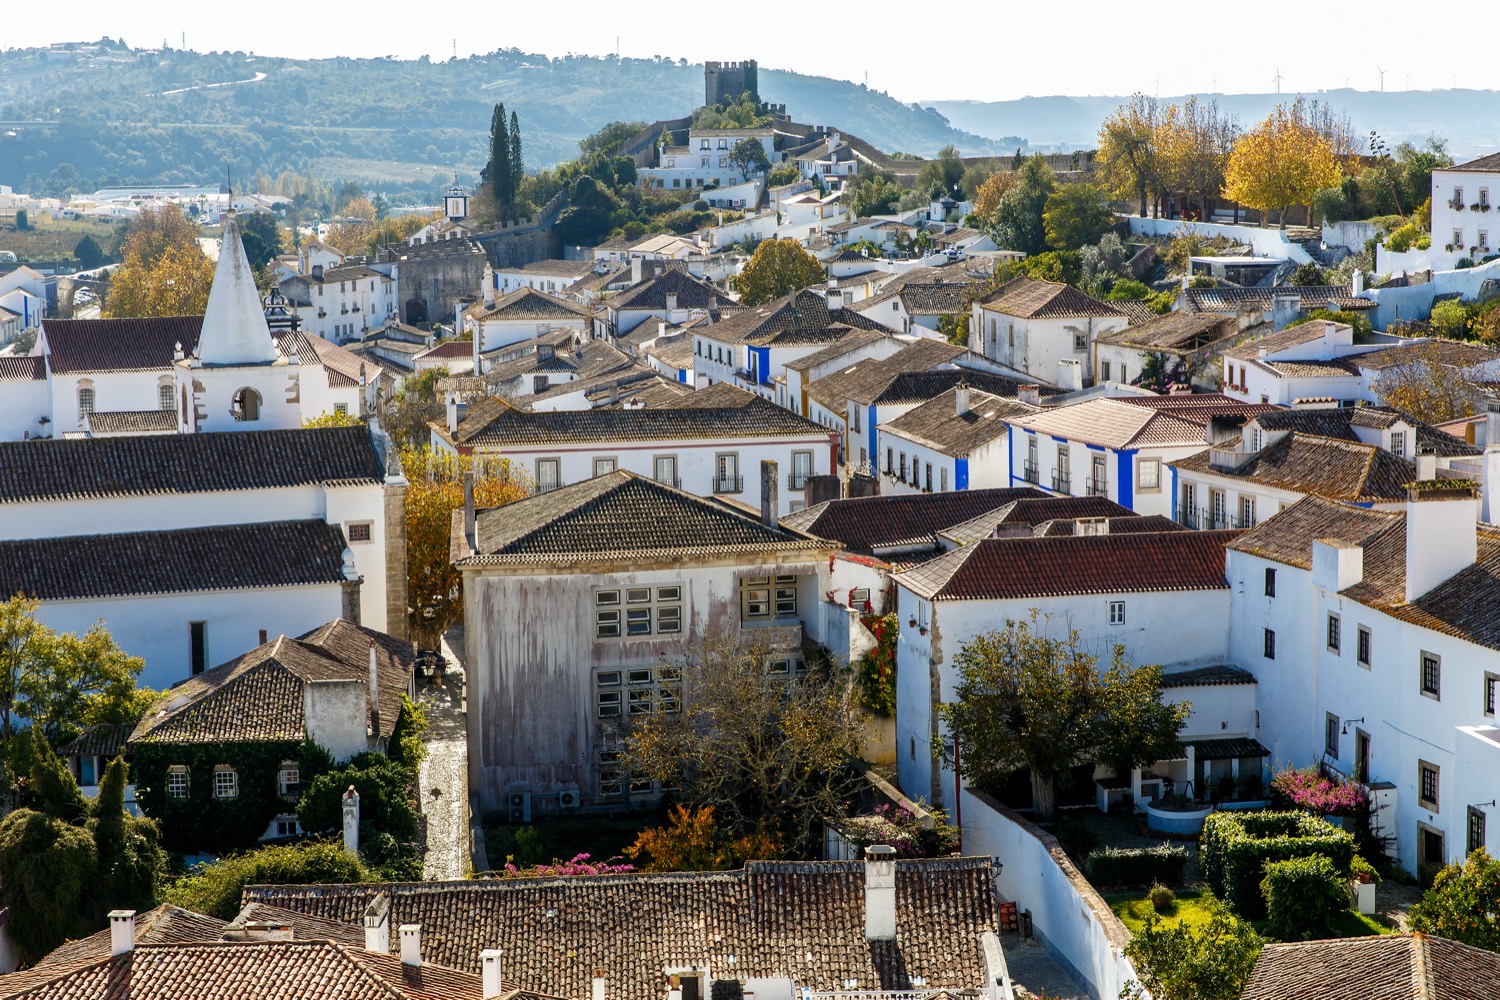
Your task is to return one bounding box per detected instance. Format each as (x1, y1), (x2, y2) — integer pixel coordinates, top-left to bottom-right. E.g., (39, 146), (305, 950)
(1116, 450), (1134, 511)
(868, 403), (878, 466)
(1170, 464), (1179, 520)
(956, 457), (969, 491)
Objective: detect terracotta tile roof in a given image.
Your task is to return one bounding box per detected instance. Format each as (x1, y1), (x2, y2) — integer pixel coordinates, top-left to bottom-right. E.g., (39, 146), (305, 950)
(417, 341), (476, 360)
(0, 426), (383, 503)
(896, 530), (1238, 600)
(242, 857), (1000, 1000)
(976, 276), (1123, 319)
(805, 340), (965, 409)
(1031, 514), (1186, 536)
(1160, 664), (1256, 687)
(87, 410), (178, 434)
(1255, 357), (1362, 378)
(462, 471), (833, 565)
(781, 487), (1048, 557)
(881, 388), (1036, 455)
(1111, 300), (1158, 326)
(937, 497), (1140, 545)
(22, 906), (227, 975)
(1183, 286), (1372, 314)
(497, 258), (596, 277)
(132, 618), (414, 745)
(608, 268), (723, 311)
(1116, 393), (1282, 423)
(1093, 311), (1238, 351)
(1226, 495), (1399, 570)
(41, 315), (203, 374)
(593, 375), (696, 408)
(1011, 397), (1209, 450)
(1220, 319), (1335, 360)
(1248, 406), (1479, 458)
(1190, 737), (1269, 760)
(872, 368), (1055, 406)
(222, 903), (363, 947)
(1447, 153), (1500, 173)
(58, 722), (133, 758)
(0, 519), (350, 603)
(858, 280), (981, 316)
(0, 355), (44, 380)
(468, 288), (593, 322)
(1354, 338), (1500, 371)
(1173, 432), (1418, 502)
(1378, 522), (1500, 653)
(1242, 932), (1500, 999)
(783, 328), (894, 373)
(0, 940), (511, 1000)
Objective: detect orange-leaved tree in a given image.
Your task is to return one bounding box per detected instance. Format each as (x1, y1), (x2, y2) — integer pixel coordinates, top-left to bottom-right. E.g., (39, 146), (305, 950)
(625, 804), (781, 872)
(1224, 98), (1342, 227)
(401, 446), (532, 644)
(104, 204), (215, 318)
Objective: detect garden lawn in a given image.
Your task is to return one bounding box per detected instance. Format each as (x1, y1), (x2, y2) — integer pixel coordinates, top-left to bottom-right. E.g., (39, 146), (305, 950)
(1107, 887), (1219, 934)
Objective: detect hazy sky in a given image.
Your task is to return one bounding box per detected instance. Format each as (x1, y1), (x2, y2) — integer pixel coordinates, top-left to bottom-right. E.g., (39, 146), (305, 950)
(7, 0), (1498, 102)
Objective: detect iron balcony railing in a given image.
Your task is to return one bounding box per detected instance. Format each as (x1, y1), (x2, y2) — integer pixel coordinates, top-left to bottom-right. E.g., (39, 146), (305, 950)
(1051, 470), (1071, 493)
(1178, 506), (1256, 530)
(1022, 461), (1039, 483)
(713, 475), (744, 493)
(1086, 476), (1108, 497)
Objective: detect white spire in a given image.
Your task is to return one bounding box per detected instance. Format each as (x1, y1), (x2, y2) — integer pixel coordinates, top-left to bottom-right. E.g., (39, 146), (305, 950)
(197, 211), (278, 366)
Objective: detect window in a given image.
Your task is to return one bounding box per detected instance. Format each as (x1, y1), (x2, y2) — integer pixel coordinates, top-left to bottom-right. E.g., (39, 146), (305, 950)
(1455, 186), (1464, 205)
(1054, 445), (1070, 492)
(190, 621), (208, 676)
(1100, 360), (1111, 381)
(159, 383), (175, 410)
(1421, 652), (1441, 699)
(214, 765), (239, 799)
(790, 450), (813, 490)
(1263, 628), (1276, 660)
(850, 588), (871, 610)
(1251, 427), (1264, 451)
(1072, 332), (1088, 352)
(1486, 672), (1499, 716)
(1469, 805), (1487, 855)
(925, 462), (933, 492)
(1211, 489), (1227, 529)
(1357, 626), (1372, 667)
(940, 467), (948, 492)
(1108, 600), (1125, 626)
(167, 765), (189, 799)
(742, 575), (796, 622)
(1137, 458), (1160, 491)
(1483, 188), (1492, 208)
(1240, 496), (1256, 528)
(1090, 454), (1107, 496)
(78, 385), (95, 416)
(898, 452), (907, 482)
(1482, 230), (1490, 249)
(594, 586), (682, 640)
(886, 447), (893, 474)
(653, 455), (678, 486)
(279, 762), (300, 799)
(1455, 228), (1465, 247)
(1327, 613), (1341, 653)
(346, 521), (372, 543)
(593, 457), (616, 477)
(700, 140), (709, 150)
(232, 387), (262, 422)
(536, 458), (561, 492)
(718, 138), (727, 149)
(1325, 713), (1340, 758)
(851, 406), (860, 432)
(1390, 431), (1406, 458)
(274, 815), (301, 838)
(594, 589), (621, 638)
(715, 453), (740, 492)
(1264, 567), (1277, 597)
(1419, 760), (1440, 811)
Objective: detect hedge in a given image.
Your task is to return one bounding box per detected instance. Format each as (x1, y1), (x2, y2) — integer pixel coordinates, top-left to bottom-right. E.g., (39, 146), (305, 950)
(1083, 844), (1191, 887)
(1200, 810), (1355, 918)
(1261, 854), (1348, 940)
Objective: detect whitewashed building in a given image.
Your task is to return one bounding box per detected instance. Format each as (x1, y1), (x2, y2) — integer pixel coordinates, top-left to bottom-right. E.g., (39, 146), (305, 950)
(461, 286), (594, 355)
(877, 384), (1037, 495)
(278, 263), (397, 344)
(971, 277), (1128, 387)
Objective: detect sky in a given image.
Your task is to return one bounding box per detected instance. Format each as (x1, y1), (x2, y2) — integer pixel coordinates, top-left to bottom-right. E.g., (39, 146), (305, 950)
(7, 0), (1500, 102)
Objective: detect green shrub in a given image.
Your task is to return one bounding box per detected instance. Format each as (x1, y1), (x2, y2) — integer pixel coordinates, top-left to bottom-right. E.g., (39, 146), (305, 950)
(1148, 882), (1177, 913)
(1384, 223), (1424, 253)
(1200, 811), (1356, 918)
(1104, 278), (1151, 301)
(1429, 299), (1472, 337)
(163, 841), (377, 920)
(1260, 854), (1349, 940)
(1350, 855), (1380, 884)
(1083, 843), (1190, 886)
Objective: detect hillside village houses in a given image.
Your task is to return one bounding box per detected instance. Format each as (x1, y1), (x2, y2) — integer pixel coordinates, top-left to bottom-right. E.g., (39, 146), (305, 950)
(970, 276), (1129, 387)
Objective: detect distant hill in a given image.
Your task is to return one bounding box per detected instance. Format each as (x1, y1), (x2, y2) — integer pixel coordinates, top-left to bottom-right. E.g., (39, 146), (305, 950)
(0, 42), (1004, 198)
(924, 89), (1500, 159)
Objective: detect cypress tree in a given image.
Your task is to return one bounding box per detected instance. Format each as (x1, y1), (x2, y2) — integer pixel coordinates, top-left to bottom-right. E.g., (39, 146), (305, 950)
(508, 110), (524, 215)
(487, 104), (510, 207)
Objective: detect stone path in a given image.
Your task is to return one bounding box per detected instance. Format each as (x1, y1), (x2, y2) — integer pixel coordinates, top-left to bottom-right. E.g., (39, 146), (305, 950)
(1000, 934), (1088, 1000)
(417, 625), (471, 881)
(1375, 878), (1423, 930)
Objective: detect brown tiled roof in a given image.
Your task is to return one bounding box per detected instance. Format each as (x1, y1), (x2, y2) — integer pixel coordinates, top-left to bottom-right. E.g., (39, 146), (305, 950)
(806, 340), (965, 409)
(0, 426), (382, 503)
(1032, 514), (1186, 536)
(1255, 357), (1362, 378)
(1220, 319), (1335, 360)
(462, 471), (832, 565)
(881, 388), (1036, 455)
(780, 487), (1048, 556)
(23, 906), (227, 975)
(1225, 495), (1399, 570)
(938, 496), (1139, 546)
(1116, 393), (1282, 423)
(1248, 406), (1479, 458)
(896, 530), (1238, 600)
(976, 276), (1123, 319)
(445, 394), (827, 447)
(418, 341), (476, 360)
(58, 722), (133, 758)
(87, 410), (178, 434)
(132, 619), (413, 745)
(1111, 300), (1158, 326)
(222, 903), (364, 947)
(469, 287), (593, 322)
(0, 940), (511, 1000)
(1094, 311), (1237, 351)
(608, 268), (722, 311)
(0, 520), (350, 602)
(0, 355), (44, 380)
(40, 315), (202, 374)
(1160, 664), (1256, 687)
(1242, 932), (1500, 1000)
(498, 258), (597, 277)
(242, 857), (1000, 1000)
(1354, 338), (1500, 371)
(783, 328), (894, 373)
(1173, 432), (1418, 502)
(872, 369), (1056, 406)
(1447, 153), (1500, 173)
(1012, 397), (1209, 450)
(1184, 286), (1372, 314)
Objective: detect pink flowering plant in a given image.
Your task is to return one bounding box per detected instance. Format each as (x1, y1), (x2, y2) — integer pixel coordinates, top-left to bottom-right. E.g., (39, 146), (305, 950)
(498, 853), (634, 878)
(838, 802), (959, 858)
(1270, 767), (1368, 816)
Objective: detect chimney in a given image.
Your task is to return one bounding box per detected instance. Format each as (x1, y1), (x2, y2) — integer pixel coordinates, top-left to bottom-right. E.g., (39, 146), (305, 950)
(1236, 303), (1264, 332)
(109, 910), (136, 956)
(342, 785), (360, 852)
(608, 381), (620, 406)
(863, 845), (897, 942)
(954, 380), (970, 416)
(1312, 539), (1365, 592)
(363, 894), (391, 953)
(665, 292), (678, 321)
(483, 264), (495, 307)
(368, 641), (382, 729)
(464, 471), (477, 552)
(1056, 358), (1082, 393)
(446, 389), (459, 434)
(481, 949), (505, 1000)
(1271, 292), (1300, 332)
(760, 459), (779, 528)
(399, 925), (422, 968)
(1352, 269), (1365, 295)
(1320, 321), (1340, 358)
(1415, 452), (1437, 481)
(657, 320), (667, 340)
(592, 971), (607, 1000)
(537, 342), (555, 362)
(312, 263), (324, 281)
(631, 256), (642, 285)
(1404, 484), (1479, 602)
(1018, 384), (1041, 408)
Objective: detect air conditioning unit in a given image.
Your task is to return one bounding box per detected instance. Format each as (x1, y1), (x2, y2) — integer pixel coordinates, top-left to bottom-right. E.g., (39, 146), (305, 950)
(558, 787), (581, 810)
(507, 790), (532, 824)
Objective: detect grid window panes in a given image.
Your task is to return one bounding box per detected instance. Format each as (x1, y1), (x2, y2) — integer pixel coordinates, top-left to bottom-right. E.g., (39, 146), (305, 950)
(1327, 614), (1341, 653)
(279, 762), (300, 799)
(1487, 672), (1499, 716)
(536, 458), (560, 492)
(167, 766), (189, 799)
(1357, 626), (1372, 667)
(594, 586), (681, 639)
(1469, 806), (1487, 854)
(1263, 628), (1276, 660)
(596, 667), (682, 720)
(1264, 567), (1276, 597)
(743, 576), (796, 621)
(1420, 761), (1440, 809)
(593, 457), (617, 477)
(214, 766), (239, 799)
(1108, 600), (1125, 625)
(1325, 713), (1340, 758)
(1421, 652), (1441, 698)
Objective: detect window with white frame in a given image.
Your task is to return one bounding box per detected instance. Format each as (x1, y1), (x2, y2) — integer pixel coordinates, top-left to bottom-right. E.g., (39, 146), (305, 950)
(790, 450), (813, 490)
(1107, 600), (1125, 625)
(654, 455), (678, 485)
(214, 765), (239, 799)
(593, 585), (682, 639)
(742, 575), (797, 622)
(1240, 496), (1256, 528)
(536, 458), (561, 492)
(940, 466), (949, 492)
(1390, 431), (1406, 458)
(159, 383), (175, 410)
(279, 761), (301, 799)
(78, 384), (95, 416)
(596, 666), (681, 719)
(1072, 332), (1088, 352)
(593, 457), (617, 477)
(167, 765), (189, 799)
(274, 815), (301, 838)
(1137, 458), (1160, 491)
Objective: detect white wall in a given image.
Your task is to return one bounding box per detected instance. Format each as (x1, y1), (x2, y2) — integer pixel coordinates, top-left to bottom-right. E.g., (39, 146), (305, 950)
(0, 378), (50, 440)
(1124, 217), (1314, 264)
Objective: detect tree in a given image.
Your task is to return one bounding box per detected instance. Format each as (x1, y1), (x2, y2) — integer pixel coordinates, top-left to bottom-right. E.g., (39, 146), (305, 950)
(385, 367), (448, 451)
(938, 613), (1189, 820)
(1042, 183), (1114, 251)
(14, 209), (28, 231)
(509, 110), (524, 210)
(1121, 897), (1263, 1000)
(484, 104), (513, 210)
(1155, 96), (1237, 220)
(625, 804), (779, 872)
(579, 121), (648, 158)
(1097, 95), (1162, 218)
(735, 238), (824, 307)
(1408, 848), (1500, 952)
(728, 137), (771, 179)
(972, 170), (1017, 224)
(104, 241), (215, 318)
(845, 175), (901, 219)
(163, 841), (376, 921)
(1224, 99), (1343, 227)
(915, 145), (964, 199)
(304, 409), (364, 428)
(73, 234), (105, 269)
(1372, 343), (1482, 424)
(621, 635), (864, 857)
(401, 446), (532, 644)
(989, 155), (1056, 256)
(238, 210), (282, 269)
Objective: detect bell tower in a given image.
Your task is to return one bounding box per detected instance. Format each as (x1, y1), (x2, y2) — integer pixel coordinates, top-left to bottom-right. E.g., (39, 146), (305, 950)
(444, 180), (469, 223)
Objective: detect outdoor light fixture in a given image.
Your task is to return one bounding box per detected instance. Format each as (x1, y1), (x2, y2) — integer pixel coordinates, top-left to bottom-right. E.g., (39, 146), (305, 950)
(1341, 717), (1366, 735)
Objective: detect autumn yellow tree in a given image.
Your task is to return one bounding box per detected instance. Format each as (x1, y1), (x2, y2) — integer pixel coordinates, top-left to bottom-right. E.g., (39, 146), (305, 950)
(1224, 98), (1342, 227)
(400, 445), (532, 644)
(972, 170), (1018, 224)
(104, 204), (216, 318)
(1155, 96), (1238, 220)
(1371, 343), (1482, 424)
(1097, 94), (1163, 218)
(735, 238), (824, 306)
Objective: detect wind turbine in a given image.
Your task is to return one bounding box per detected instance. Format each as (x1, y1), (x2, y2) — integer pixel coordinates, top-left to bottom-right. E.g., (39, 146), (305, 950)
(1377, 66), (1386, 92)
(1272, 67), (1284, 95)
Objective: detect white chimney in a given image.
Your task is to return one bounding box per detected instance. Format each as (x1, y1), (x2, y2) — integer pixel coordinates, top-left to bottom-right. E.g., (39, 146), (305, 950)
(665, 292), (678, 321)
(864, 845), (897, 941)
(368, 644), (380, 737)
(446, 389), (459, 434)
(1415, 452), (1437, 481)
(483, 263), (496, 307)
(955, 381), (970, 417)
(342, 785), (360, 853)
(464, 470), (476, 553)
(363, 894), (391, 953)
(109, 910), (136, 956)
(1404, 485), (1479, 602)
(1018, 384), (1041, 408)
(1056, 358), (1082, 393)
(1311, 539), (1364, 592)
(481, 949), (505, 1000)
(399, 925), (422, 968)
(592, 971), (607, 1000)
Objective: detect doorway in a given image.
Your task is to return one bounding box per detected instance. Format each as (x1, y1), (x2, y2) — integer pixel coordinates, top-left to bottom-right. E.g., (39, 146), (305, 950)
(1354, 729), (1370, 783)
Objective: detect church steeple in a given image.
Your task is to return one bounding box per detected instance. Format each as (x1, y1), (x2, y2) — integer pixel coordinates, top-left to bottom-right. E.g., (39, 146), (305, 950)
(444, 178), (469, 223)
(197, 211), (278, 366)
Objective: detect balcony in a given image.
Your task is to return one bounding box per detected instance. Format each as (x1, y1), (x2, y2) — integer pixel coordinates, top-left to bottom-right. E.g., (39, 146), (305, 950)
(713, 475), (744, 494)
(1022, 461), (1039, 484)
(1051, 470), (1071, 494)
(1178, 506), (1253, 530)
(788, 472), (811, 491)
(1086, 477), (1108, 497)
(655, 477), (682, 489)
